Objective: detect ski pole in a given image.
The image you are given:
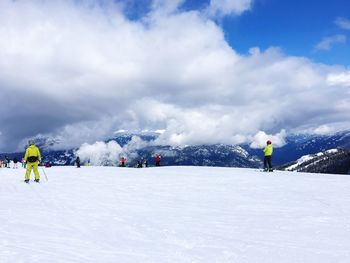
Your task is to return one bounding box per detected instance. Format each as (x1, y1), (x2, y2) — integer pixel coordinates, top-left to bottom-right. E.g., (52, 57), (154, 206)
(41, 166), (48, 181)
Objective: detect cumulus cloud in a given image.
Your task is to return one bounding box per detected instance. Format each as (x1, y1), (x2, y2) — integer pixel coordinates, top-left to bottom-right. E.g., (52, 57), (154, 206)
(76, 141), (123, 166)
(312, 125), (335, 135)
(151, 0), (185, 15)
(75, 135), (147, 166)
(335, 17), (350, 30)
(300, 123), (350, 136)
(206, 0), (253, 17)
(315, 34), (347, 50)
(250, 130), (287, 149)
(0, 0), (350, 152)
(327, 70), (350, 87)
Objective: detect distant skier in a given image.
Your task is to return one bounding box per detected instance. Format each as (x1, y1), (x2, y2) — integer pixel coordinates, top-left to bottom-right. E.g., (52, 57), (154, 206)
(76, 156), (81, 168)
(22, 158), (26, 168)
(119, 157), (126, 167)
(24, 140), (41, 183)
(155, 154), (161, 166)
(13, 157), (18, 169)
(263, 140), (273, 172)
(4, 156), (9, 168)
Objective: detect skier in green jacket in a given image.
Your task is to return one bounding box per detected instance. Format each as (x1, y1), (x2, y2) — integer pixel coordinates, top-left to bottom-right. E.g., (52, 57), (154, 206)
(263, 140), (273, 172)
(24, 141), (41, 183)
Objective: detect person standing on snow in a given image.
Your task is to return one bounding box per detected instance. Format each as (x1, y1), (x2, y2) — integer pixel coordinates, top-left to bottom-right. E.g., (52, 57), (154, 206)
(263, 140), (273, 172)
(155, 154), (161, 166)
(75, 156), (81, 168)
(119, 157), (126, 167)
(4, 156), (9, 168)
(21, 158), (26, 168)
(13, 157), (18, 169)
(24, 141), (41, 183)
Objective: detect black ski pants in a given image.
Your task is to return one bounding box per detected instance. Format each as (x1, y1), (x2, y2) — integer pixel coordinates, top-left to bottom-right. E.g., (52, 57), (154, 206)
(264, 155), (272, 170)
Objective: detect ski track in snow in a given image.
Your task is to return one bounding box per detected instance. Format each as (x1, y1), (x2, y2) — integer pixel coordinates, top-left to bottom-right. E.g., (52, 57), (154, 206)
(1, 166), (350, 262)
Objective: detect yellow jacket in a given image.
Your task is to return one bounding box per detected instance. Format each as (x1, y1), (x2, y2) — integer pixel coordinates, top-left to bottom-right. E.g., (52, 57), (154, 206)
(263, 144), (273, 156)
(24, 145), (41, 162)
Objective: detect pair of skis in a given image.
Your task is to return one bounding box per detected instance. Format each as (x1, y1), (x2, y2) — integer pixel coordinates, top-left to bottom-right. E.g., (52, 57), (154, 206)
(25, 180), (40, 184)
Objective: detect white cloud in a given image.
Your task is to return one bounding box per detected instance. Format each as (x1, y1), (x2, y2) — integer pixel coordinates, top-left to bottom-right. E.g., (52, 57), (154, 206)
(206, 0), (252, 17)
(76, 135), (147, 166)
(299, 122), (350, 136)
(0, 0), (350, 152)
(327, 71), (350, 87)
(315, 34), (346, 50)
(335, 17), (350, 30)
(123, 136), (149, 155)
(76, 141), (123, 166)
(151, 0), (185, 15)
(313, 125), (335, 135)
(250, 130), (287, 149)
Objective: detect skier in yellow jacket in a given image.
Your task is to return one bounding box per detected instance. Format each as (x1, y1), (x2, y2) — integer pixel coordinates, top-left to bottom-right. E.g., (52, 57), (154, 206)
(263, 140), (273, 172)
(24, 141), (41, 183)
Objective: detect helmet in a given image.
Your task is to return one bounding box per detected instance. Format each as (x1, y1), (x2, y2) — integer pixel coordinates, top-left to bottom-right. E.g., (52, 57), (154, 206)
(267, 140), (272, 145)
(28, 140), (34, 145)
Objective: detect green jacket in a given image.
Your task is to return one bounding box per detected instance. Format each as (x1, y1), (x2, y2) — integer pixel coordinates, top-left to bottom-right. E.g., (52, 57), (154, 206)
(263, 144), (273, 156)
(24, 145), (41, 162)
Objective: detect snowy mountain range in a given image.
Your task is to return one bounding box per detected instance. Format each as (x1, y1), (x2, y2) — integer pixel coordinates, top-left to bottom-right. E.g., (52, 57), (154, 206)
(2, 131), (350, 174)
(35, 144), (263, 169)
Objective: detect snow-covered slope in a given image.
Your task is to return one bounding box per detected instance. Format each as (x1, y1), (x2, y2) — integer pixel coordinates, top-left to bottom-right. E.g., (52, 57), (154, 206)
(1, 166), (350, 262)
(281, 148), (350, 174)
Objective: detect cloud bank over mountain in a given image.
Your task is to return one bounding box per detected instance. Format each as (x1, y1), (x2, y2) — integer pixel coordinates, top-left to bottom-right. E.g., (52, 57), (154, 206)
(0, 0), (349, 151)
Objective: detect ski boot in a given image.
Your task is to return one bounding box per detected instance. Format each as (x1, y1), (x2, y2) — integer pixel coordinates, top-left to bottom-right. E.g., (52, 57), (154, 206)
(34, 179), (40, 183)
(24, 179), (29, 183)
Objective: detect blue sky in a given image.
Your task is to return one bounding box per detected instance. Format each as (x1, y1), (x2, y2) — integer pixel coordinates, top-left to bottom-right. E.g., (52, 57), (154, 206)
(219, 0), (350, 65)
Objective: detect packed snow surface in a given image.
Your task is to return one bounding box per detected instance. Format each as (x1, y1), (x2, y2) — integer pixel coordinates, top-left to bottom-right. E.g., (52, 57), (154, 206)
(1, 166), (350, 263)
